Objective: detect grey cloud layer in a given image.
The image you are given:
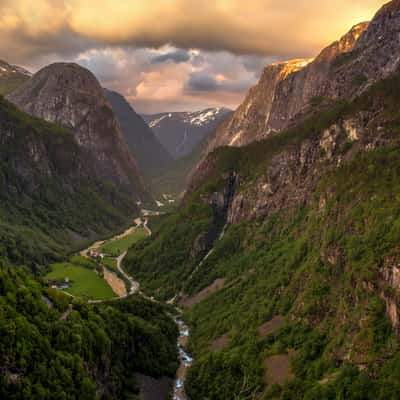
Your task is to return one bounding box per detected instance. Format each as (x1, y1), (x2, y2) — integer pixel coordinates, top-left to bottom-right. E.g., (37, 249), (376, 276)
(0, 0), (386, 65)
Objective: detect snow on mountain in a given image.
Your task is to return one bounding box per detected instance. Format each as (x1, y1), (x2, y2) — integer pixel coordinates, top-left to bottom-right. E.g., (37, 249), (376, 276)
(143, 108), (232, 159)
(0, 60), (31, 77)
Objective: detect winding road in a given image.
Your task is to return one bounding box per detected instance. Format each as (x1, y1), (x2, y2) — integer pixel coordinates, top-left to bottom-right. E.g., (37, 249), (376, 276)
(75, 213), (190, 398)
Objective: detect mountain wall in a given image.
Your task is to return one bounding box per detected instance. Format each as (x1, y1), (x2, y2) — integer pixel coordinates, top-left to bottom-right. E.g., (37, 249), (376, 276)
(7, 63), (147, 201)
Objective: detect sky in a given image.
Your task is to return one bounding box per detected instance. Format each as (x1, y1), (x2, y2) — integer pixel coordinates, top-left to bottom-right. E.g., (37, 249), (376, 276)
(0, 0), (388, 113)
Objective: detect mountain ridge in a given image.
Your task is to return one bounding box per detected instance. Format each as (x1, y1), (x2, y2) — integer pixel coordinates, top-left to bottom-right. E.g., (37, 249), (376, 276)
(143, 108), (233, 159)
(104, 89), (173, 177)
(0, 59), (31, 95)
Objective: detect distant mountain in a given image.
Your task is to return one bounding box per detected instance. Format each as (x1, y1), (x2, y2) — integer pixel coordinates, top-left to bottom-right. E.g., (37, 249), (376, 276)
(143, 108), (233, 159)
(0, 59), (31, 95)
(7, 63), (149, 203)
(104, 89), (172, 177)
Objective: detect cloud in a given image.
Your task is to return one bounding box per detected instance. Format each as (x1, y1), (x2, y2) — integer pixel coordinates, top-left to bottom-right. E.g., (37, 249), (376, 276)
(0, 0), (387, 65)
(151, 49), (190, 64)
(186, 72), (218, 92)
(0, 0), (388, 113)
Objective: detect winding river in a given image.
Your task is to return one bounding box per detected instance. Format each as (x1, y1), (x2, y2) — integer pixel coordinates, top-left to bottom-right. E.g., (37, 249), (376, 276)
(81, 216), (193, 399)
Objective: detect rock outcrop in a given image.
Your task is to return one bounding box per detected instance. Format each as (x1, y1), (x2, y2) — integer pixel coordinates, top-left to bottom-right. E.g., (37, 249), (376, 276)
(7, 63), (147, 201)
(209, 59), (312, 148)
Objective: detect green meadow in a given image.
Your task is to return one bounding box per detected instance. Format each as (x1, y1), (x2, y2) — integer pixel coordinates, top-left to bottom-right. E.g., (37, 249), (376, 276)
(99, 227), (148, 256)
(45, 262), (116, 300)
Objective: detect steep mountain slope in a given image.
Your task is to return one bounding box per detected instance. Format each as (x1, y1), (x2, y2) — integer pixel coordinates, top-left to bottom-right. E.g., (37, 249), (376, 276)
(7, 63), (147, 202)
(0, 60), (31, 95)
(124, 64), (400, 398)
(143, 108), (232, 159)
(0, 95), (140, 270)
(210, 59), (313, 148)
(104, 89), (172, 177)
(210, 0), (400, 150)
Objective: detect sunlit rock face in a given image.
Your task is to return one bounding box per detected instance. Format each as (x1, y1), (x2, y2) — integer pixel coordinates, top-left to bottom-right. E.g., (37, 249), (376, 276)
(208, 22), (371, 151)
(209, 1), (400, 151)
(7, 63), (147, 200)
(208, 59), (312, 149)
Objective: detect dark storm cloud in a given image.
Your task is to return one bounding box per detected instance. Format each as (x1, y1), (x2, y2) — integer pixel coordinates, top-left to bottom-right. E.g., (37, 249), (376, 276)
(186, 72), (219, 92)
(151, 49), (191, 64)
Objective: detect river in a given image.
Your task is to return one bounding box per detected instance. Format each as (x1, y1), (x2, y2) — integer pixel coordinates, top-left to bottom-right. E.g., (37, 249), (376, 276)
(81, 216), (193, 399)
(173, 315), (192, 400)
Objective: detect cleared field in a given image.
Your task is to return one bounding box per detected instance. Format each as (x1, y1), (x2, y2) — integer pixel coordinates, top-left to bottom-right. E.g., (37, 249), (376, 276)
(45, 262), (116, 300)
(99, 227), (148, 256)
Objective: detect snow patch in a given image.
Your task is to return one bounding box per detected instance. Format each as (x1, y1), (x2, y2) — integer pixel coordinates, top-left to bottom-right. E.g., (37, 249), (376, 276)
(148, 115), (168, 128)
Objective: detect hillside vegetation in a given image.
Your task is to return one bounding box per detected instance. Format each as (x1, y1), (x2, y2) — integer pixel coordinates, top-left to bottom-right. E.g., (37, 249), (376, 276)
(125, 70), (400, 399)
(0, 267), (178, 400)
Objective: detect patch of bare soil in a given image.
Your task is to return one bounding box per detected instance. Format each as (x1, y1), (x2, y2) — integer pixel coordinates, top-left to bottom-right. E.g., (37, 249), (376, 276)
(135, 373), (173, 400)
(180, 278), (226, 307)
(79, 240), (105, 257)
(103, 267), (127, 297)
(264, 353), (294, 385)
(258, 315), (285, 338)
(209, 333), (230, 351)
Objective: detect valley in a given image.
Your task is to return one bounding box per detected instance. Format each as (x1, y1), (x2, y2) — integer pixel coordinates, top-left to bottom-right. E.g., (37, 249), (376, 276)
(2, 1), (400, 399)
(54, 213), (195, 399)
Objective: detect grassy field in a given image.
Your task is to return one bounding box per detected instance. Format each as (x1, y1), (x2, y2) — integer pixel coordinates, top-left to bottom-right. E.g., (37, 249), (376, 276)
(100, 227), (148, 256)
(45, 262), (116, 300)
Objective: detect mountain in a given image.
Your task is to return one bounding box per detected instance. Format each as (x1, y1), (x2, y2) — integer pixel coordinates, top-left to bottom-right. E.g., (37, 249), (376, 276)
(7, 63), (148, 201)
(124, 1), (400, 398)
(209, 7), (400, 150)
(0, 94), (142, 269)
(148, 113), (232, 198)
(104, 89), (173, 177)
(143, 108), (233, 159)
(0, 59), (31, 95)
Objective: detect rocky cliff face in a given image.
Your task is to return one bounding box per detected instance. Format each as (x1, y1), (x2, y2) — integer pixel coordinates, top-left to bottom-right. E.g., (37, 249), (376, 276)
(189, 65), (400, 226)
(7, 63), (147, 201)
(209, 60), (312, 148)
(210, 0), (400, 150)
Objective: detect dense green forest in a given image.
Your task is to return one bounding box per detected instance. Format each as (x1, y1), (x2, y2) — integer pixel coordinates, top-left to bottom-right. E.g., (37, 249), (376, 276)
(0, 267), (178, 400)
(124, 71), (400, 399)
(185, 145), (400, 399)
